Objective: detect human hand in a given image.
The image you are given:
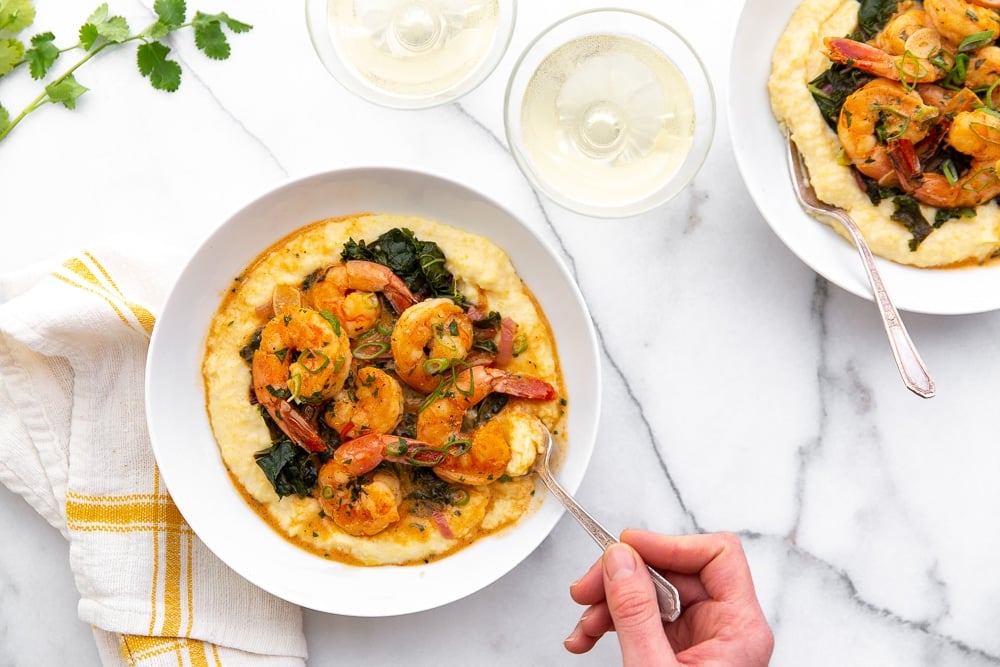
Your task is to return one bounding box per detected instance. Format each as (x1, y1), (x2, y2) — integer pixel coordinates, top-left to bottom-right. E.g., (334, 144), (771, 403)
(564, 530), (773, 666)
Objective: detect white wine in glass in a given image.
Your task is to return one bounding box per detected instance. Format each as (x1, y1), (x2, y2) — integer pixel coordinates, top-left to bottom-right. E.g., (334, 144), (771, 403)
(505, 10), (714, 217)
(307, 0), (516, 109)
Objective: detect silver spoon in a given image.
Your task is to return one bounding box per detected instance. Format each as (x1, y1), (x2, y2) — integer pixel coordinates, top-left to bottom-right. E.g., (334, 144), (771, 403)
(532, 428), (681, 622)
(786, 135), (935, 398)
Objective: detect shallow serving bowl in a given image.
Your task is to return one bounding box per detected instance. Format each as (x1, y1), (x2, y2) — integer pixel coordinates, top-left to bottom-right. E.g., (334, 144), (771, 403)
(145, 167), (601, 616)
(730, 0), (1000, 315)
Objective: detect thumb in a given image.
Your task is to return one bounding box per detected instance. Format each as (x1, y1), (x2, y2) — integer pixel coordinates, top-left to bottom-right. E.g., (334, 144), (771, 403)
(603, 543), (677, 666)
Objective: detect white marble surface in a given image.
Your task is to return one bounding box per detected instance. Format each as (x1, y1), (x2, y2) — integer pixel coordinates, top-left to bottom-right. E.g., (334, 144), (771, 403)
(3, 0), (1000, 665)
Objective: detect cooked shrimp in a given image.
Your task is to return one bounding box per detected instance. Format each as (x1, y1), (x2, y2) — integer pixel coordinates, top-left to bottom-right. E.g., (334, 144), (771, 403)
(876, 6), (933, 55)
(306, 260), (417, 338)
(417, 366), (556, 485)
(324, 366), (404, 438)
(837, 78), (940, 183)
(390, 298), (474, 393)
(317, 462), (402, 537)
(925, 0), (1000, 45)
(963, 45), (1000, 91)
(824, 37), (945, 84)
(252, 305), (352, 452)
(890, 108), (1000, 206)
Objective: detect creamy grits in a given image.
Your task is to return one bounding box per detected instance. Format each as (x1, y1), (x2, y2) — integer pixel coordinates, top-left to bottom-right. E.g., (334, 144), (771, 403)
(202, 214), (566, 566)
(769, 0), (1000, 267)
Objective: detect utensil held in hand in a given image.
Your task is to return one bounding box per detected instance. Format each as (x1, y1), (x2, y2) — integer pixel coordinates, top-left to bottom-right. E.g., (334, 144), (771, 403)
(785, 135), (936, 399)
(533, 429), (682, 622)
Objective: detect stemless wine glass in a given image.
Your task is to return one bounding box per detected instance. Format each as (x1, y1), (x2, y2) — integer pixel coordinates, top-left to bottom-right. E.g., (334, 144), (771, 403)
(504, 9), (715, 218)
(306, 0), (516, 109)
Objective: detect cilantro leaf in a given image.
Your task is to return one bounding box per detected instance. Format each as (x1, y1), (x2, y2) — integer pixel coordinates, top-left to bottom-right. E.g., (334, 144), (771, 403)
(85, 4), (108, 28)
(192, 12), (252, 60)
(45, 73), (88, 109)
(0, 0), (35, 35)
(0, 36), (23, 76)
(154, 0), (185, 28)
(25, 31), (57, 79)
(0, 102), (10, 132)
(83, 3), (129, 44)
(192, 13), (229, 60)
(79, 23), (98, 50)
(218, 13), (252, 34)
(96, 14), (128, 42)
(136, 40), (180, 91)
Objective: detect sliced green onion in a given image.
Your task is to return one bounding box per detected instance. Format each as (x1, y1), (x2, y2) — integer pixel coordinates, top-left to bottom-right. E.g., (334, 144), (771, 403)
(319, 310), (342, 336)
(443, 437), (472, 457)
(422, 357), (451, 375)
(959, 30), (995, 53)
(407, 448), (446, 466)
(942, 159), (959, 186)
(449, 488), (471, 506)
(353, 341), (390, 360)
(512, 334), (529, 357)
(384, 439), (409, 457)
(321, 485), (334, 499)
(970, 120), (1000, 144)
(300, 348), (330, 374)
(288, 373), (303, 403)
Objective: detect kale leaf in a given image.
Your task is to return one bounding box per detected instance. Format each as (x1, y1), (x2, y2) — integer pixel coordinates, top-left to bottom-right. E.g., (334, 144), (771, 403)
(849, 0), (900, 42)
(341, 227), (466, 307)
(809, 64), (874, 129)
(891, 195), (934, 251)
(254, 439), (318, 498)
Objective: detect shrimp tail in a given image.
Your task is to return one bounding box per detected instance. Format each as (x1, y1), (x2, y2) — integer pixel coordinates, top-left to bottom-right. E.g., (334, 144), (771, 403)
(489, 371), (557, 400)
(887, 138), (925, 190)
(382, 282), (419, 313)
(824, 37), (940, 82)
(337, 432), (446, 473)
(274, 400), (327, 453)
(344, 260), (418, 313)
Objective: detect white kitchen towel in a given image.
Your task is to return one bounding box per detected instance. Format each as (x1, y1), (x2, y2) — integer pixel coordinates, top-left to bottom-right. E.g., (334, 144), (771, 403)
(0, 243), (307, 667)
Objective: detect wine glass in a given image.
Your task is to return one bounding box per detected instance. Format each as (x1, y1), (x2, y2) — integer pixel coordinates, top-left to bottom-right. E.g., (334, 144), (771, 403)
(306, 0), (516, 109)
(504, 9), (715, 218)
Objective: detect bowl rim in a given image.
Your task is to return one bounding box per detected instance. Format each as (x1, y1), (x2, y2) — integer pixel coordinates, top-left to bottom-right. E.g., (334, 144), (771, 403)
(144, 164), (603, 616)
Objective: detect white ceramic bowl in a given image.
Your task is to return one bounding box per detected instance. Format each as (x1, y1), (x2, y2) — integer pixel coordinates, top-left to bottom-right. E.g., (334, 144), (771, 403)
(731, 0), (1000, 315)
(145, 167), (601, 616)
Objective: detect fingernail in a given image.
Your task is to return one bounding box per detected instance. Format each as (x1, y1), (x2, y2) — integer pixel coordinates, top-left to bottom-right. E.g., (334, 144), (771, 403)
(564, 624), (582, 644)
(604, 543), (637, 581)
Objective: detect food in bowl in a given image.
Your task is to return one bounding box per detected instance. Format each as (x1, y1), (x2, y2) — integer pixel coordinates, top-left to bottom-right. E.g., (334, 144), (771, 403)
(769, 0), (1000, 268)
(201, 213), (566, 566)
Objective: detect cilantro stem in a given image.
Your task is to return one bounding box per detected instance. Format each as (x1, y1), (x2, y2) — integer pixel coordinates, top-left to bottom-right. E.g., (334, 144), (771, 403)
(0, 0), (250, 145)
(0, 42), (106, 142)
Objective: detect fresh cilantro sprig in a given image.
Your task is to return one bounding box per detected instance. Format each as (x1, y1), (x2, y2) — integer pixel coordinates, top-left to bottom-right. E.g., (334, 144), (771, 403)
(0, 0), (251, 143)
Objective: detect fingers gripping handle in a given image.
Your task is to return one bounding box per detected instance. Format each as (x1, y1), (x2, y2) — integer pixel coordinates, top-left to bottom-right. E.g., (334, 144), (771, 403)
(535, 467), (682, 622)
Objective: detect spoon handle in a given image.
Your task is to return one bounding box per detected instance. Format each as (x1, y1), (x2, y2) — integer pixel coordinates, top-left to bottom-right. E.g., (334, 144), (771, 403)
(534, 464), (681, 622)
(833, 209), (935, 398)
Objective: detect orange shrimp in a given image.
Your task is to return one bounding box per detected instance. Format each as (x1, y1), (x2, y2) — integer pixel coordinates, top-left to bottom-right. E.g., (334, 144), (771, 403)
(824, 37), (946, 84)
(252, 305), (351, 452)
(324, 366), (404, 438)
(890, 108), (1000, 206)
(390, 298), (474, 393)
(306, 260), (417, 338)
(417, 366), (556, 485)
